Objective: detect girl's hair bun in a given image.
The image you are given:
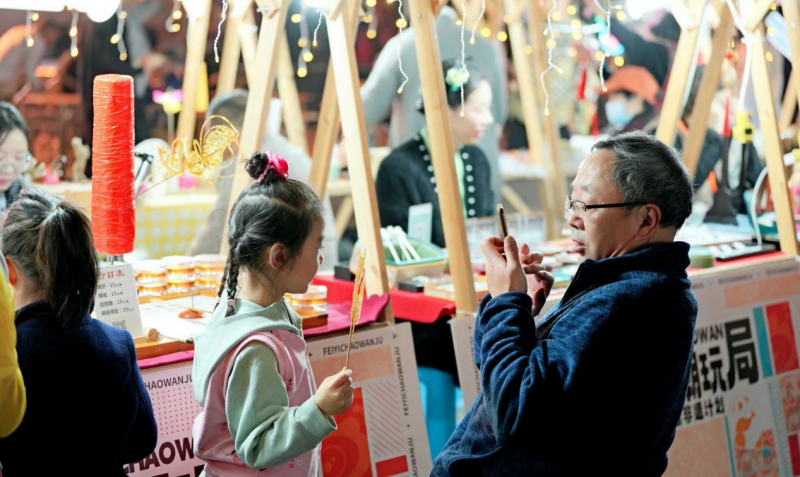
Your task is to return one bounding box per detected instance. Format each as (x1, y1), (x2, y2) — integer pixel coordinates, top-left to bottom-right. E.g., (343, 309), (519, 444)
(245, 151), (269, 181)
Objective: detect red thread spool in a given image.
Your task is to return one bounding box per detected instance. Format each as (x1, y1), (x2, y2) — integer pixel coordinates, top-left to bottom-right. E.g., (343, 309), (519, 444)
(91, 75), (136, 255)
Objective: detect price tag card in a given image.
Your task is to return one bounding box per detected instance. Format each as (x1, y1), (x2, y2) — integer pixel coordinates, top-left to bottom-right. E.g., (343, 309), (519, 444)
(408, 203), (433, 244)
(95, 262), (144, 338)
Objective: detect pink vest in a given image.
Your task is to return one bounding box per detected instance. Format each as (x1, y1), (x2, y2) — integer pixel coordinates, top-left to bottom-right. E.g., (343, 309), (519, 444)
(192, 330), (321, 476)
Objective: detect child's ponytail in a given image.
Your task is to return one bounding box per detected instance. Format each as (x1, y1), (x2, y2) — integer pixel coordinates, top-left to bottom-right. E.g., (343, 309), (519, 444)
(2, 188), (98, 328)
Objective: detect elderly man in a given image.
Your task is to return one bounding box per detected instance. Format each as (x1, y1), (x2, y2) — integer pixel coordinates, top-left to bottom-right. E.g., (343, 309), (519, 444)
(433, 131), (697, 475)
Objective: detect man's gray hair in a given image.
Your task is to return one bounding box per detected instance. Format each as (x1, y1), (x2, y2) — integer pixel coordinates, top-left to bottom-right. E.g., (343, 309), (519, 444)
(593, 130), (694, 229)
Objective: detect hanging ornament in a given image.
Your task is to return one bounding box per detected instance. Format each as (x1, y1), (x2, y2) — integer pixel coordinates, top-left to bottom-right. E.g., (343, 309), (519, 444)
(214, 0), (229, 63)
(541, 0), (563, 116)
(395, 0), (410, 94)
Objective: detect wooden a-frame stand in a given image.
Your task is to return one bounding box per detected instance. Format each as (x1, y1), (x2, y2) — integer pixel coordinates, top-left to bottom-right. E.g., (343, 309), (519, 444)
(221, 0), (395, 321)
(217, 0), (308, 152)
(663, 0), (798, 256)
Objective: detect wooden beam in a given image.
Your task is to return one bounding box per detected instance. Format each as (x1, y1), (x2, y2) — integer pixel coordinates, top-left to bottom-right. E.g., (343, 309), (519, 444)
(239, 7), (257, 85)
(176, 0), (213, 140)
(782, 0), (800, 126)
(780, 70), (797, 131)
(277, 33), (309, 153)
(748, 25), (800, 256)
(222, 0), (291, 254)
(743, 0), (774, 32)
(656, 0), (707, 146)
(309, 0), (360, 199)
(410, 0), (478, 312)
(525, 0), (564, 238)
(682, 4), (734, 175)
(327, 0), (395, 317)
(217, 7), (243, 93)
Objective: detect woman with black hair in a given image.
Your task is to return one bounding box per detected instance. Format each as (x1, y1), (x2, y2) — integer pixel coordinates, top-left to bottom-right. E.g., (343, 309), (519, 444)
(375, 61), (496, 249)
(0, 188), (157, 475)
(0, 103), (32, 213)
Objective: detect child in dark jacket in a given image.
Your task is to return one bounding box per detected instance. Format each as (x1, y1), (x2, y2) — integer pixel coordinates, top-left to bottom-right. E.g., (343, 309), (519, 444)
(0, 188), (157, 475)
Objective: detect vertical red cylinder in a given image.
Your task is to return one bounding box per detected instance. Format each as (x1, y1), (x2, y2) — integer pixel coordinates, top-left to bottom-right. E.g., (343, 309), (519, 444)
(91, 75), (136, 255)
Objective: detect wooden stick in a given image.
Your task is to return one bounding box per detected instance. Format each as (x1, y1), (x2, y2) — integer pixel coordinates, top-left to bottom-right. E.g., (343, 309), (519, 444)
(780, 70), (797, 132)
(327, 0), (395, 321)
(177, 0), (213, 140)
(217, 4), (243, 94)
(407, 0), (478, 313)
(743, 0), (775, 32)
(747, 23), (800, 256)
(221, 0), (291, 254)
(525, 0), (564, 239)
(277, 32), (309, 153)
(682, 4), (734, 176)
(309, 0), (361, 199)
(239, 7), (257, 84)
(656, 0), (707, 146)
(782, 0), (800, 130)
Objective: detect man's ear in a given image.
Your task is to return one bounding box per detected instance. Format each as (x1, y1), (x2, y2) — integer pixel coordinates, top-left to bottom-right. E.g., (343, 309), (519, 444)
(636, 204), (662, 240)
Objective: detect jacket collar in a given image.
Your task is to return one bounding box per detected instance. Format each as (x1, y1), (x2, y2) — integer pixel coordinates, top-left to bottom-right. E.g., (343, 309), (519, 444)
(15, 300), (91, 329)
(563, 241), (691, 303)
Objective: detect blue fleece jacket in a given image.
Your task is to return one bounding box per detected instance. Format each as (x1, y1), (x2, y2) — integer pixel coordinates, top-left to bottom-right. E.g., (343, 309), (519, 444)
(432, 242), (698, 476)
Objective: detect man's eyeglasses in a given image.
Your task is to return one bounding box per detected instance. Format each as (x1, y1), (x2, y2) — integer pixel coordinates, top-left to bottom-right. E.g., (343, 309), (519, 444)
(0, 153), (34, 173)
(564, 195), (647, 219)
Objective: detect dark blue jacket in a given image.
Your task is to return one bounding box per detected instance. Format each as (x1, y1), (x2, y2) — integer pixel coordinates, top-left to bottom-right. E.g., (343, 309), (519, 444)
(432, 242), (698, 476)
(0, 301), (157, 476)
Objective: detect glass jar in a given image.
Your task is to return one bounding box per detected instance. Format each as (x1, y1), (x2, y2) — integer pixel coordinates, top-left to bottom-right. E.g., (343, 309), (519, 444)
(285, 285), (327, 307)
(133, 260), (167, 288)
(138, 283), (167, 299)
(162, 256), (196, 281)
(167, 278), (196, 295)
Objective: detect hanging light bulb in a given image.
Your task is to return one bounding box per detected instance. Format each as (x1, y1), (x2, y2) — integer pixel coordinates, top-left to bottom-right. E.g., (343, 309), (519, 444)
(367, 29), (377, 39)
(298, 38), (308, 47)
(497, 31), (507, 41)
(291, 13), (301, 23)
(566, 5), (577, 15)
(614, 56), (624, 66)
(31, 12), (39, 21)
(25, 10), (34, 47)
(303, 51), (314, 62)
(173, 10), (182, 19)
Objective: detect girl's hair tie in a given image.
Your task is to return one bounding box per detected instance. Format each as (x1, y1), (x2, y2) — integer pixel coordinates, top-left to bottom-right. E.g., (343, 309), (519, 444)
(227, 299), (234, 306)
(258, 151), (290, 184)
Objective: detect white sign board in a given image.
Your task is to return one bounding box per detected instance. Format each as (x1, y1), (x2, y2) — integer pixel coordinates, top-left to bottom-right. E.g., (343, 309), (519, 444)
(307, 322), (432, 477)
(95, 262), (144, 338)
(125, 361), (205, 477)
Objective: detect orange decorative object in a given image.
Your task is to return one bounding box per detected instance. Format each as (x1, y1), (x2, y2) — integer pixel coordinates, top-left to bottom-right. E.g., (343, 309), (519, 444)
(91, 74), (136, 255)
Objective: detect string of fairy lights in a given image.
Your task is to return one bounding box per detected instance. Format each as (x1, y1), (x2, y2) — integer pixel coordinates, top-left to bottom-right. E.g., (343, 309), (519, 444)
(110, 5), (128, 62)
(166, 0), (183, 33)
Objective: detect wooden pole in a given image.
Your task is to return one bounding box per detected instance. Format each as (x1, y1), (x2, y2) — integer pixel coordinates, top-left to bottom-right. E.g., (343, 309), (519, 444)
(525, 0), (564, 238)
(682, 5), (734, 175)
(782, 0), (800, 124)
(217, 7), (243, 93)
(239, 7), (257, 84)
(780, 70), (797, 132)
(177, 0), (213, 140)
(327, 0), (395, 317)
(656, 0), (707, 146)
(222, 0), (291, 254)
(309, 0), (361, 198)
(742, 0), (799, 256)
(277, 33), (309, 152)
(409, 0), (478, 313)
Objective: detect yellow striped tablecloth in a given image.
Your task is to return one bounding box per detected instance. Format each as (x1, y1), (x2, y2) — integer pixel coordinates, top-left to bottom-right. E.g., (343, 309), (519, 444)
(135, 193), (217, 258)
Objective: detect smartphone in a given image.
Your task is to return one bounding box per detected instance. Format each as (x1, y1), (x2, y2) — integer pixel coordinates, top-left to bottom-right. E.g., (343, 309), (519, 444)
(497, 204), (508, 239)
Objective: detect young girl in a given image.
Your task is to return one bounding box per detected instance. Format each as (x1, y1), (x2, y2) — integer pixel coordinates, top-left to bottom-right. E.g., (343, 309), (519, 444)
(192, 151), (354, 476)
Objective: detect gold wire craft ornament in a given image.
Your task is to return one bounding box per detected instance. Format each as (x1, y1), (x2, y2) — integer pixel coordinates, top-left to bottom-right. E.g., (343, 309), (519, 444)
(157, 115), (240, 178)
(345, 249), (367, 369)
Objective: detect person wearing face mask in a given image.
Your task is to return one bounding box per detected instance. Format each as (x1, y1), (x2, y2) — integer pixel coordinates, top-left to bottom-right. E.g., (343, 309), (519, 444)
(0, 103), (33, 214)
(599, 65), (660, 134)
(433, 131), (697, 476)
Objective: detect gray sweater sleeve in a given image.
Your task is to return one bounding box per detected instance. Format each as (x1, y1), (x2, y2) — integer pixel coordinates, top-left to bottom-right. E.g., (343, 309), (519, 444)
(360, 35), (403, 127)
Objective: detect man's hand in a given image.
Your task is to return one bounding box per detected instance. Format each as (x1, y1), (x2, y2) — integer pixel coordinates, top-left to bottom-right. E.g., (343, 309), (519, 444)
(481, 236), (528, 297)
(520, 243), (554, 316)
